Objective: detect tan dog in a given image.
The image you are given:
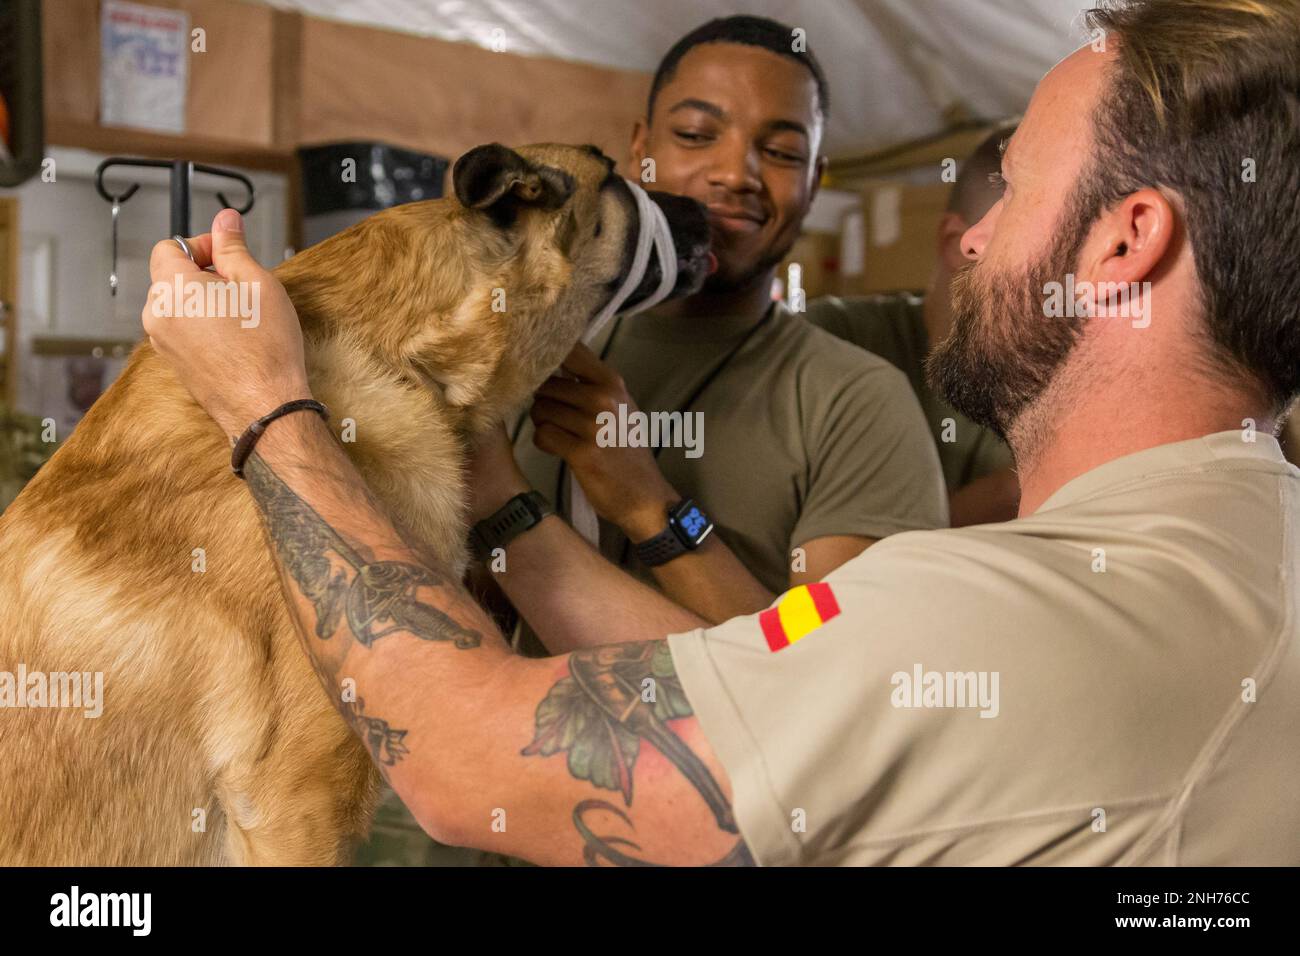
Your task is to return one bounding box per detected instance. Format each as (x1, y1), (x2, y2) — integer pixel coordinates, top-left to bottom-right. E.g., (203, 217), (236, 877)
(0, 143), (710, 865)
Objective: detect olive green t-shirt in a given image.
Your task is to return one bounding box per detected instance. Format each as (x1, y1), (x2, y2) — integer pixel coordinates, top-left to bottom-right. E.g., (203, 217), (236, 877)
(512, 301), (948, 598)
(670, 430), (1300, 865)
(804, 294), (1013, 491)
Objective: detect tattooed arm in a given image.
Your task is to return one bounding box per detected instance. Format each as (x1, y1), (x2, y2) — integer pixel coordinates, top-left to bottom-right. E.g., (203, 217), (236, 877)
(247, 412), (751, 865)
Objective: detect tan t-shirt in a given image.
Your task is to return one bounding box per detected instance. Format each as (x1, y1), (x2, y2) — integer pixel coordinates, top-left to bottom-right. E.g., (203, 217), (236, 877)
(669, 430), (1300, 865)
(513, 301), (948, 596)
(804, 294), (1013, 491)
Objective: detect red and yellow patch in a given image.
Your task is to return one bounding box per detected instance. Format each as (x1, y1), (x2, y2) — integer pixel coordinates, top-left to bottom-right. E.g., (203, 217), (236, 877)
(759, 582), (841, 652)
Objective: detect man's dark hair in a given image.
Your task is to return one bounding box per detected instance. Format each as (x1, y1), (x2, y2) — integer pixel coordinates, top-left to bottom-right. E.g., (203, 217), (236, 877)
(1080, 0), (1300, 414)
(647, 15), (829, 122)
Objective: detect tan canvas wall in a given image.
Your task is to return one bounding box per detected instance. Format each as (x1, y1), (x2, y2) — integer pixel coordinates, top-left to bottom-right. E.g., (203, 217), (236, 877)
(295, 16), (650, 174)
(41, 0), (650, 180)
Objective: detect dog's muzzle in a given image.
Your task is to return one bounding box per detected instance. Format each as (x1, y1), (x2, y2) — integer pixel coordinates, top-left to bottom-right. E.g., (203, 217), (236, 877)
(569, 180), (681, 545)
(581, 179), (679, 345)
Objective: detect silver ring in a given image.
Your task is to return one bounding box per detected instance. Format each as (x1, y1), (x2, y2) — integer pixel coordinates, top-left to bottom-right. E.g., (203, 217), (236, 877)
(172, 234), (196, 263)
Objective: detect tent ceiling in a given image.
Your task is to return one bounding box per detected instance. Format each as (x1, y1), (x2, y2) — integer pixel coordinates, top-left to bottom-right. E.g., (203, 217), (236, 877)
(258, 0), (1095, 157)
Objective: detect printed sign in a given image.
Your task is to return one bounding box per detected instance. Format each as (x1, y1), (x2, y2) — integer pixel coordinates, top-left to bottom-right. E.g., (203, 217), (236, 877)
(100, 0), (189, 134)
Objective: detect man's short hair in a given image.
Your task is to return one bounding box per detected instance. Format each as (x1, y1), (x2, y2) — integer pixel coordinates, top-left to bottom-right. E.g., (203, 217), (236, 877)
(647, 15), (829, 122)
(947, 121), (1019, 224)
(1080, 0), (1300, 413)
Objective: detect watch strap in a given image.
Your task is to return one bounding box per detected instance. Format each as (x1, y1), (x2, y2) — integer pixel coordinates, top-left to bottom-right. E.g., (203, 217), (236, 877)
(470, 490), (553, 561)
(634, 523), (688, 567)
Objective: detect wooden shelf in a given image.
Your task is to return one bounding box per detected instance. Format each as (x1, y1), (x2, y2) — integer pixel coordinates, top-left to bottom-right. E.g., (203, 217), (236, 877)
(30, 334), (141, 358)
(46, 119), (296, 174)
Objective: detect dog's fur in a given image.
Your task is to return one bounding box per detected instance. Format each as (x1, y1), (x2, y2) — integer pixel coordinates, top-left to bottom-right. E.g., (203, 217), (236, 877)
(0, 143), (708, 865)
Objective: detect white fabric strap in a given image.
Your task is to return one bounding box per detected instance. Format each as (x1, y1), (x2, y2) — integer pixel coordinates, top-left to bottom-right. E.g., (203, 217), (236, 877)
(570, 179), (679, 545)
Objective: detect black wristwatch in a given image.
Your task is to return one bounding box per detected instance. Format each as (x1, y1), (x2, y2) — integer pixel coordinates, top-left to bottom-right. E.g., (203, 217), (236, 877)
(470, 490), (554, 561)
(633, 498), (714, 567)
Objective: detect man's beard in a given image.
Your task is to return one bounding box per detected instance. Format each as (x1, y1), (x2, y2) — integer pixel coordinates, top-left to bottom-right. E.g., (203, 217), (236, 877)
(926, 195), (1094, 441)
(701, 240), (790, 296)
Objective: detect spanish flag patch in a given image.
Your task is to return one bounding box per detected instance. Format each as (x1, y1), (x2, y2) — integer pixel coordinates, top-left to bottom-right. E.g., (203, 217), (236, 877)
(759, 582), (841, 652)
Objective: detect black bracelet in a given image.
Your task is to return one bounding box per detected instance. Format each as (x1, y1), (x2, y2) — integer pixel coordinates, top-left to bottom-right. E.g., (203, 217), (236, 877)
(230, 398), (329, 479)
(469, 490), (554, 562)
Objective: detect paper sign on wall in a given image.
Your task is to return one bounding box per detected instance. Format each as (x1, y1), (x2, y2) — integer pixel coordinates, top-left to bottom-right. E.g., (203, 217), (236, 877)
(870, 185), (903, 247)
(100, 0), (189, 134)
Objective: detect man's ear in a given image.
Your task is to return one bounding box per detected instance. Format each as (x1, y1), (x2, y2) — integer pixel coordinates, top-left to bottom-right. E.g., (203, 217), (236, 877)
(1094, 188), (1174, 279)
(452, 143), (574, 216)
(629, 119), (649, 174)
(1079, 188), (1175, 291)
(809, 155), (828, 206)
(1074, 188), (1175, 324)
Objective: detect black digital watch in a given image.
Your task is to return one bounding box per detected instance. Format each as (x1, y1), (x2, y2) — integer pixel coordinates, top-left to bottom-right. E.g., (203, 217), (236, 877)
(633, 497), (714, 567)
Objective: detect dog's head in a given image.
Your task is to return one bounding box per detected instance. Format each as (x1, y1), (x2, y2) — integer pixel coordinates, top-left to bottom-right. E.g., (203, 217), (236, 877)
(441, 142), (713, 418)
(451, 142), (713, 316)
(281, 142), (711, 429)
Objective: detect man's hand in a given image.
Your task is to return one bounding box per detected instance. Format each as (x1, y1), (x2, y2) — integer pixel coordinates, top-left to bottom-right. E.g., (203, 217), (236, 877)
(530, 342), (678, 540)
(466, 420), (532, 522)
(142, 208), (311, 440)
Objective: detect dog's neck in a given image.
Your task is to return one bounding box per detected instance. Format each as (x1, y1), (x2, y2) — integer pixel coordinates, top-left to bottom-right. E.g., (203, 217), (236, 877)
(274, 212), (535, 433)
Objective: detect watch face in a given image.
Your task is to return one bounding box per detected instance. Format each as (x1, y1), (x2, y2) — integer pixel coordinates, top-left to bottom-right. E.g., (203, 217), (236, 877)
(671, 500), (713, 546)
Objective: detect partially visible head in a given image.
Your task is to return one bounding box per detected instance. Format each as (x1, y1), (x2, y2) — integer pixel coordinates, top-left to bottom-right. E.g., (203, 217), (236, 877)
(924, 121), (1018, 338)
(929, 0), (1300, 442)
(632, 15), (829, 294)
(948, 124), (1019, 228)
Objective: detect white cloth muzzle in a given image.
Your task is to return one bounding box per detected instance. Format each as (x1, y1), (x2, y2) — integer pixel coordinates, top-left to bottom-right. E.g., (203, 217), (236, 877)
(569, 179), (679, 545)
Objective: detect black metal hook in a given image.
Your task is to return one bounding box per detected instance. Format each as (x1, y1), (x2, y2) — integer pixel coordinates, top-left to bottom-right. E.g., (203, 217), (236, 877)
(93, 157), (256, 235)
(94, 156), (166, 205)
(194, 163), (255, 215)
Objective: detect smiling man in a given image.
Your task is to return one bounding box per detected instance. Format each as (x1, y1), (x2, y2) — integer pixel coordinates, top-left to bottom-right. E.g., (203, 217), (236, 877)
(496, 16), (947, 636)
(144, 0), (1299, 866)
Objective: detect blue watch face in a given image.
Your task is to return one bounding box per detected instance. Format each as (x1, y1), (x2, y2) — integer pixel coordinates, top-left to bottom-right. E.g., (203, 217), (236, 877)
(672, 503), (712, 544)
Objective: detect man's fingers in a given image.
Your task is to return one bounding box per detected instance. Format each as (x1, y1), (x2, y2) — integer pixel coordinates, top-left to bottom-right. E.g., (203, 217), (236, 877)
(210, 209), (262, 280)
(530, 396), (593, 440)
(535, 375), (599, 410)
(558, 341), (617, 385)
(182, 233), (216, 268)
(532, 421), (582, 460)
(149, 234), (211, 280)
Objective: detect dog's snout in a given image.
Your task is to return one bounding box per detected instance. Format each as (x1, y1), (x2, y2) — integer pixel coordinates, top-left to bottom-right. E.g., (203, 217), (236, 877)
(645, 190), (712, 296)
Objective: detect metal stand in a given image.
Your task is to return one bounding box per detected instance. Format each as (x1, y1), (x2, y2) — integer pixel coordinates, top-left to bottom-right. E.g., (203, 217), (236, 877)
(93, 157), (255, 236)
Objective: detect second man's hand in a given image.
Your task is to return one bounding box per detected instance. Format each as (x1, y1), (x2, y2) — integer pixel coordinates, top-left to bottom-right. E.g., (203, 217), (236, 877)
(522, 341), (777, 626)
(466, 420), (534, 523)
(529, 341), (680, 542)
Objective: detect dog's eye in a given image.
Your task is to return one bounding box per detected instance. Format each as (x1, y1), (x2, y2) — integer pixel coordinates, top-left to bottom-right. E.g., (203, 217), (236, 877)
(594, 221), (602, 238)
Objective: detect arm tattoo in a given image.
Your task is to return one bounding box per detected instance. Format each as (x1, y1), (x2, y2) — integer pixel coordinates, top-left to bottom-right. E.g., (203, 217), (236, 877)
(242, 452), (479, 778)
(301, 642), (410, 778)
(243, 453), (481, 651)
(523, 641), (753, 866)
(346, 696), (410, 768)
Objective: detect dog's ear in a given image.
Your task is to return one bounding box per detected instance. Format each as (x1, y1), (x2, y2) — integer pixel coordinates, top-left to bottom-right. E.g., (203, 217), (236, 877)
(452, 144), (574, 220)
